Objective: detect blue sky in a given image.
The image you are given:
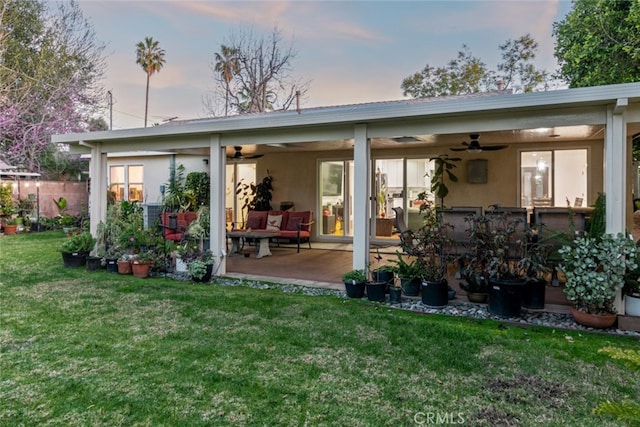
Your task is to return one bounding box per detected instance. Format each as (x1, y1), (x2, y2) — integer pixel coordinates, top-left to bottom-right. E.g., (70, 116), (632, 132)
(76, 0), (573, 129)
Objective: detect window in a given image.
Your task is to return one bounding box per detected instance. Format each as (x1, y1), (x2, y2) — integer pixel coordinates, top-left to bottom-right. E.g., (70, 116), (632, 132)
(520, 149), (587, 208)
(109, 165), (144, 202)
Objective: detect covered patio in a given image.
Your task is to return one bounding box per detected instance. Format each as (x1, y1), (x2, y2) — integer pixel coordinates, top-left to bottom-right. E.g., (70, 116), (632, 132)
(53, 82), (640, 314)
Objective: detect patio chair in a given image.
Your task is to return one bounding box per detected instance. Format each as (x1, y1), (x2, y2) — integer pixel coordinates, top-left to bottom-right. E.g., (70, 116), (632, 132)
(533, 207), (587, 286)
(486, 206), (529, 260)
(392, 206), (424, 257)
(438, 207), (482, 278)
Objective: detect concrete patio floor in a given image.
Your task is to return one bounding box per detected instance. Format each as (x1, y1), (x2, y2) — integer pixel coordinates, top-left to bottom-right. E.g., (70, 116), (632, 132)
(223, 242), (571, 314)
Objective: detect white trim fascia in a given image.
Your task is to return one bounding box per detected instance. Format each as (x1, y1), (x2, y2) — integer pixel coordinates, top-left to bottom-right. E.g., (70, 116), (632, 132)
(52, 82), (640, 145)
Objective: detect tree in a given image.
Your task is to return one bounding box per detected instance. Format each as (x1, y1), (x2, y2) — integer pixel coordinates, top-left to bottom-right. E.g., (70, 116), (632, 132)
(135, 36), (166, 127)
(401, 34), (551, 98)
(498, 34), (549, 93)
(205, 26), (309, 116)
(0, 0), (106, 177)
(553, 0), (640, 87)
(402, 46), (492, 98)
(214, 45), (240, 116)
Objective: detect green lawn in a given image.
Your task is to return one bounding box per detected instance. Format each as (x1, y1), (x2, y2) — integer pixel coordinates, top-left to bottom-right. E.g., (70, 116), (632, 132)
(1, 232), (639, 426)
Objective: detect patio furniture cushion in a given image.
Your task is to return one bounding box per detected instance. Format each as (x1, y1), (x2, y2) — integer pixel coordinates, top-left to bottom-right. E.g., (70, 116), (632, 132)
(266, 214), (283, 230)
(161, 212), (198, 241)
(246, 210), (268, 229)
(284, 216), (303, 231)
(234, 209), (312, 252)
(287, 211), (311, 231)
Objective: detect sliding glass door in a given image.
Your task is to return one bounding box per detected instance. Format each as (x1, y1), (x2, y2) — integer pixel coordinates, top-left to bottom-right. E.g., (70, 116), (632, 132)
(375, 158), (433, 236)
(318, 157), (434, 240)
(225, 162), (256, 227)
(520, 149), (587, 208)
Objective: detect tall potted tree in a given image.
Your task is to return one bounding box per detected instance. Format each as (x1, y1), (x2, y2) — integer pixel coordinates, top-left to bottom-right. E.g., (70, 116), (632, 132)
(410, 206), (454, 307)
(465, 213), (529, 318)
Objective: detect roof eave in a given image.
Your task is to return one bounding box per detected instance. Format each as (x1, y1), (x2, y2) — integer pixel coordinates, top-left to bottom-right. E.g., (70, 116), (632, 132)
(51, 82), (640, 145)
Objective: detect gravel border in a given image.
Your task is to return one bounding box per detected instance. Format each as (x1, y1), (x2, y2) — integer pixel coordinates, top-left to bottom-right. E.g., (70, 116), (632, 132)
(175, 275), (640, 338)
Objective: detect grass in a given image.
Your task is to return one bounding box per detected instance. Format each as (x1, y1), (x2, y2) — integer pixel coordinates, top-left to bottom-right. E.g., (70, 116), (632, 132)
(1, 231), (639, 426)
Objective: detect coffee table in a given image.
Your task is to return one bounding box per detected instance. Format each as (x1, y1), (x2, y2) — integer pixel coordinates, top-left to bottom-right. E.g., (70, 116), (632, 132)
(227, 230), (280, 258)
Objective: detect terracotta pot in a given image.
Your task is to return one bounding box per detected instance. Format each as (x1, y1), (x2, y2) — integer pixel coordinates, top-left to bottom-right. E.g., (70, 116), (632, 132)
(131, 262), (150, 278)
(570, 307), (617, 329)
(3, 224), (17, 235)
(117, 260), (132, 274)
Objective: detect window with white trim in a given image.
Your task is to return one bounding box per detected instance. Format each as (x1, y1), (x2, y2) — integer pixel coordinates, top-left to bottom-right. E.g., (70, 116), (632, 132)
(109, 165), (144, 202)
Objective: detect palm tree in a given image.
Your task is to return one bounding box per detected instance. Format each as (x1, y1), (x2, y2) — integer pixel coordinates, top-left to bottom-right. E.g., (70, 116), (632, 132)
(214, 45), (239, 116)
(135, 37), (166, 127)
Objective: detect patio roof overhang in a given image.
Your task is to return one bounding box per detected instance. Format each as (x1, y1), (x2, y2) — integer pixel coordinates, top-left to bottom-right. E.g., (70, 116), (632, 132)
(52, 82), (640, 157)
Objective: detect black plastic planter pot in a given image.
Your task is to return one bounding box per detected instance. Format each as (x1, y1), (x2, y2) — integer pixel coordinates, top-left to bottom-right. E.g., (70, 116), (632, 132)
(400, 277), (421, 296)
(344, 281), (365, 298)
(366, 281), (387, 302)
(389, 287), (402, 303)
(105, 258), (118, 273)
(191, 264), (214, 283)
(522, 279), (546, 309)
(86, 256), (103, 271)
(61, 252), (88, 268)
(372, 269), (394, 293)
(421, 279), (449, 307)
(488, 278), (525, 318)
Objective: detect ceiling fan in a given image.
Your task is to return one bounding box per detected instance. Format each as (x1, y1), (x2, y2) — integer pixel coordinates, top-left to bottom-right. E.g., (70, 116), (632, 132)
(227, 146), (263, 160)
(450, 134), (508, 153)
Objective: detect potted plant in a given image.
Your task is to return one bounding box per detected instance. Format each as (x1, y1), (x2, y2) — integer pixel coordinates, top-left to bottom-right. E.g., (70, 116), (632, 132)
(3, 217), (18, 235)
(186, 250), (215, 282)
(390, 252), (423, 297)
(388, 276), (402, 304)
(342, 269), (366, 298)
(131, 251), (154, 278)
(558, 232), (637, 328)
(365, 269), (387, 303)
(60, 231), (96, 268)
(86, 254), (103, 271)
(117, 253), (134, 275)
(521, 231), (553, 310)
(465, 213), (529, 317)
(426, 154), (461, 209)
(104, 245), (122, 273)
(410, 206), (454, 307)
(371, 264), (395, 282)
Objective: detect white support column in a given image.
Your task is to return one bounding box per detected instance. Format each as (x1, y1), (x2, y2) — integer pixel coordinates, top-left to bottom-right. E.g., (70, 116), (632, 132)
(85, 141), (107, 238)
(353, 124), (370, 272)
(605, 99), (628, 234)
(209, 135), (227, 275)
(605, 99), (628, 314)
